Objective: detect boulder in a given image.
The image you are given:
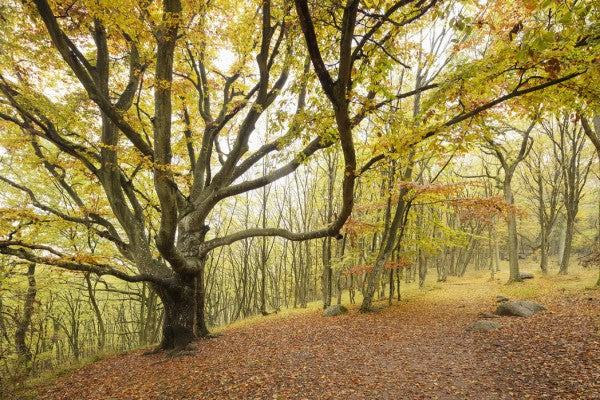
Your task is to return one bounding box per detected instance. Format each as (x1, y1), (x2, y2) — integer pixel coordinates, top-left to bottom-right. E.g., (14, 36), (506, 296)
(466, 320), (502, 332)
(519, 272), (535, 280)
(495, 301), (546, 317)
(518, 301), (547, 313)
(496, 295), (510, 303)
(323, 304), (348, 317)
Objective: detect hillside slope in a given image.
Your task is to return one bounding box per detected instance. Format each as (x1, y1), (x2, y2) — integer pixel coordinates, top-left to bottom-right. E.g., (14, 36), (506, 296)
(37, 274), (600, 400)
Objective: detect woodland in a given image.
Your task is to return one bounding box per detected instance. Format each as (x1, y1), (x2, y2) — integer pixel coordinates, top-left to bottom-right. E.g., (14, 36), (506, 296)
(0, 0), (599, 398)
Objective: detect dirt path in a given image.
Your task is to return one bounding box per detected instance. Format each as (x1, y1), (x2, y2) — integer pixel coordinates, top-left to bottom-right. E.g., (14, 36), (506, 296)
(38, 289), (600, 400)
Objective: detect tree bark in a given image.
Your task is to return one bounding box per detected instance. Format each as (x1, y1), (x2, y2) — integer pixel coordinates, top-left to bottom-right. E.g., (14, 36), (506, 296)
(84, 273), (105, 351)
(15, 264), (36, 368)
(559, 217), (575, 275)
(158, 291), (196, 349)
(505, 177), (522, 282)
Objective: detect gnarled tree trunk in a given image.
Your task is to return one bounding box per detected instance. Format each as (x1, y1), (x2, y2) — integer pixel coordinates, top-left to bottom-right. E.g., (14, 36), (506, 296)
(155, 268), (209, 349)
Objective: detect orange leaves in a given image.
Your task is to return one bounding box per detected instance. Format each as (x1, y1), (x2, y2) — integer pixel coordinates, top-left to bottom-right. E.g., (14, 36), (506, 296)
(341, 217), (380, 243)
(344, 264), (374, 275)
(385, 255), (413, 270)
(451, 195), (526, 224)
(35, 288), (600, 400)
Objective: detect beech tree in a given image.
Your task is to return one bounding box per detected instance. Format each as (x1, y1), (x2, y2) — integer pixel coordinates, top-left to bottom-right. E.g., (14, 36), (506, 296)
(545, 115), (593, 275)
(0, 0), (359, 349)
(482, 118), (535, 281)
(521, 138), (563, 274)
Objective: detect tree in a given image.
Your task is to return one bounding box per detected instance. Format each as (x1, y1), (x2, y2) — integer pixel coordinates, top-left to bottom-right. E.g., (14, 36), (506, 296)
(0, 0), (356, 349)
(484, 119), (535, 281)
(13, 264), (37, 371)
(544, 115), (593, 274)
(318, 150), (339, 309)
(521, 138), (563, 274)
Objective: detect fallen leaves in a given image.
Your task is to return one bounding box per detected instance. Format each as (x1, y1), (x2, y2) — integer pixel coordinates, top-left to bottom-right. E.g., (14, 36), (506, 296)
(37, 290), (600, 400)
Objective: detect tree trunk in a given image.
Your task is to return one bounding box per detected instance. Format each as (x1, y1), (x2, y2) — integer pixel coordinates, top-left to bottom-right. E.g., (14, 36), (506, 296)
(540, 230), (549, 274)
(159, 289), (196, 349)
(396, 267), (401, 300)
(418, 250), (427, 288)
(260, 183), (268, 315)
(537, 168), (549, 274)
(559, 215), (575, 274)
(505, 179), (521, 282)
(558, 216), (566, 263)
(507, 211), (521, 281)
(155, 269), (208, 350)
(488, 226), (496, 280)
(84, 273), (105, 351)
(15, 264), (36, 368)
(321, 236), (332, 309)
(360, 175), (411, 311)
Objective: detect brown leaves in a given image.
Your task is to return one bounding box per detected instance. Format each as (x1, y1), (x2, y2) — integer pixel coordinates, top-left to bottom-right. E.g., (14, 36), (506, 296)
(543, 57), (562, 79)
(37, 291), (600, 400)
(580, 250), (600, 268)
(452, 195), (526, 224)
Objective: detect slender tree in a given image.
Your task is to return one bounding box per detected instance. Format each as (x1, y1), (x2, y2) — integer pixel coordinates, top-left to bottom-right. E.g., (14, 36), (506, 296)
(484, 120), (535, 281)
(545, 115), (593, 274)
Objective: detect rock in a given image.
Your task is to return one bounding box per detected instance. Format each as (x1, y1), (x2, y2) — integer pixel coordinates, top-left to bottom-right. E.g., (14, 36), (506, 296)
(519, 272), (534, 280)
(466, 320), (502, 331)
(323, 304), (348, 317)
(496, 295), (510, 303)
(518, 301), (547, 313)
(495, 302), (533, 317)
(495, 301), (547, 317)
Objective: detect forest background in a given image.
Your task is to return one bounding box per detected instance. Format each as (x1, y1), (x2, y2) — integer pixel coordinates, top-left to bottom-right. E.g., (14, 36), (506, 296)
(0, 0), (598, 396)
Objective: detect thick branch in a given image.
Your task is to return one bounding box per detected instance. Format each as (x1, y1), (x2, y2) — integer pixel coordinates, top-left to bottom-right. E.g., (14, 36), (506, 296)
(294, 0), (336, 104)
(32, 0), (153, 158)
(152, 0), (190, 274)
(0, 241), (173, 287)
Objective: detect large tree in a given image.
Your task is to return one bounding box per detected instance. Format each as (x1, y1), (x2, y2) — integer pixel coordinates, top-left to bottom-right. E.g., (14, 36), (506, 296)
(0, 0), (359, 349)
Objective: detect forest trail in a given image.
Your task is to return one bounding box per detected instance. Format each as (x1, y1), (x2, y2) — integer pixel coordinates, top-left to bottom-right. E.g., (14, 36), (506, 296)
(37, 278), (600, 400)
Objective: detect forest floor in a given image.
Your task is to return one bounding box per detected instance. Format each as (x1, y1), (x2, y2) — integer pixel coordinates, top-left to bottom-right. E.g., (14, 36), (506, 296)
(35, 265), (600, 400)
